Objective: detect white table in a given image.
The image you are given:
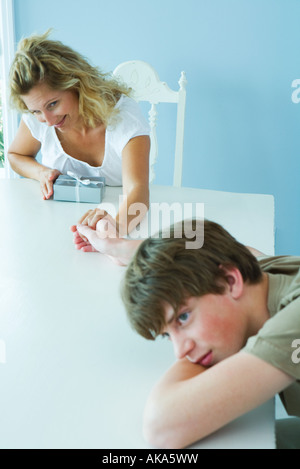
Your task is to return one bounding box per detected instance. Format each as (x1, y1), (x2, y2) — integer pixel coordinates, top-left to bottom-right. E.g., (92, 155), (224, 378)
(0, 179), (275, 449)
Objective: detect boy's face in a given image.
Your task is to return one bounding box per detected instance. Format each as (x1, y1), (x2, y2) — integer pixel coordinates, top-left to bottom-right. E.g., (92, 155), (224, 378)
(162, 293), (250, 367)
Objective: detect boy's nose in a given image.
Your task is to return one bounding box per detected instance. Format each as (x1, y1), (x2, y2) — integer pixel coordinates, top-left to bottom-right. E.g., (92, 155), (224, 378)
(173, 336), (195, 360)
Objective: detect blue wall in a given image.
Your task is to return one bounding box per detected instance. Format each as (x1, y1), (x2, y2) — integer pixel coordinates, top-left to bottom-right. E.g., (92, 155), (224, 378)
(13, 0), (300, 255)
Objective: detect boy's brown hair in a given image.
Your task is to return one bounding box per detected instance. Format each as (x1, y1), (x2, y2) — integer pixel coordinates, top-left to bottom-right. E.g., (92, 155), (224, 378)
(121, 219), (263, 340)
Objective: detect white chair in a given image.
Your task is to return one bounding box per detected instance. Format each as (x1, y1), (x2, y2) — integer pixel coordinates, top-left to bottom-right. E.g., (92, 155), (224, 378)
(113, 60), (187, 187)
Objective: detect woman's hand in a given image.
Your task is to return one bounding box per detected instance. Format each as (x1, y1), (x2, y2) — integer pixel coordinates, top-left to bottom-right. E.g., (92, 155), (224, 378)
(8, 119), (60, 199)
(76, 208), (119, 234)
(38, 167), (61, 200)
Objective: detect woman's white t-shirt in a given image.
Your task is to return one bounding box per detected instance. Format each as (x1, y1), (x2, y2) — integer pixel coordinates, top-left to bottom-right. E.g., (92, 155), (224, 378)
(22, 95), (150, 186)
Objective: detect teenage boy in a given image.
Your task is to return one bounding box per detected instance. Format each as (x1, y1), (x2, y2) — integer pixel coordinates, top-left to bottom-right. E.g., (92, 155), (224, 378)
(74, 218), (300, 449)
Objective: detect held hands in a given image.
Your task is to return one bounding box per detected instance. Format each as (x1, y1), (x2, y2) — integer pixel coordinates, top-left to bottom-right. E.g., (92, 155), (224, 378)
(71, 212), (133, 266)
(39, 168), (61, 200)
(71, 210), (118, 251)
(71, 208), (119, 248)
(77, 208), (119, 235)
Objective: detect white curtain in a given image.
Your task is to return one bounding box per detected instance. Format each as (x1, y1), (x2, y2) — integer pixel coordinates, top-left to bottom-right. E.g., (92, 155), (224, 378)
(0, 0), (19, 178)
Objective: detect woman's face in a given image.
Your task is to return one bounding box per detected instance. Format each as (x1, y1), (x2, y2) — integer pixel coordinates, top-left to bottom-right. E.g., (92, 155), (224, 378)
(21, 81), (81, 132)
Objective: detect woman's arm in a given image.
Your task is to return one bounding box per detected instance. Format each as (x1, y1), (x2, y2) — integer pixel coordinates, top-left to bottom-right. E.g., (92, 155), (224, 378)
(8, 119), (60, 199)
(143, 351), (294, 449)
(117, 134), (150, 235)
(75, 135), (150, 237)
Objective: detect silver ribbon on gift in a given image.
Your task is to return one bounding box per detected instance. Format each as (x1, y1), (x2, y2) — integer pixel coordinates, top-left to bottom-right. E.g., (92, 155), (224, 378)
(66, 171), (99, 202)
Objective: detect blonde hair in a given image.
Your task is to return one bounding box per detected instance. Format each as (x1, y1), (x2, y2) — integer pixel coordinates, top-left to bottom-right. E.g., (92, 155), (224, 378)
(9, 30), (131, 127)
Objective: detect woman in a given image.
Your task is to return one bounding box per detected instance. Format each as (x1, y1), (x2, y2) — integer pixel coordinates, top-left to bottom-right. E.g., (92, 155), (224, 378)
(8, 31), (150, 236)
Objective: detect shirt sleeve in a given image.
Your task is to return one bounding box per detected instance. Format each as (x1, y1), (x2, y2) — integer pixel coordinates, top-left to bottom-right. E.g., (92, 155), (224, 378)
(108, 96), (150, 155)
(243, 297), (300, 380)
(22, 113), (47, 142)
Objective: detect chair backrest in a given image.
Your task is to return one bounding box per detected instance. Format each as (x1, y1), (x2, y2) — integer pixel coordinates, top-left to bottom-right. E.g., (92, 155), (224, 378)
(113, 60), (187, 186)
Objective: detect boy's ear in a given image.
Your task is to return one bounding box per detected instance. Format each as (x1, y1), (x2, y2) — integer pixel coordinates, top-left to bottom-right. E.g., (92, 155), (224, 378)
(219, 265), (244, 299)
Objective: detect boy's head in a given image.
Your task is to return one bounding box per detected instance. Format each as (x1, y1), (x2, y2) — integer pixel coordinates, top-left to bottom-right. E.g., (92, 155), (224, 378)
(121, 219), (263, 340)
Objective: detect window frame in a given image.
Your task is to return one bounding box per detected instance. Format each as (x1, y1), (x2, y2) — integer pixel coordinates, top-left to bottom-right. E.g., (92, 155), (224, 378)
(0, 0), (18, 178)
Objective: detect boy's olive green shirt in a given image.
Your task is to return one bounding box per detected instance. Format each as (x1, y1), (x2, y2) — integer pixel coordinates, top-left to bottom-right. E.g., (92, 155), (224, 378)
(244, 256), (300, 417)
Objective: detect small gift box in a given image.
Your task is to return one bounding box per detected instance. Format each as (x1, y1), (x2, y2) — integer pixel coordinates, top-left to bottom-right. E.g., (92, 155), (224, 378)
(53, 172), (106, 203)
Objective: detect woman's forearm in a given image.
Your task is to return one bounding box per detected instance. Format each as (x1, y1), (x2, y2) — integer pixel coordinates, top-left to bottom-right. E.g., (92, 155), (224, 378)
(116, 184), (149, 236)
(7, 152), (45, 180)
(8, 152), (61, 199)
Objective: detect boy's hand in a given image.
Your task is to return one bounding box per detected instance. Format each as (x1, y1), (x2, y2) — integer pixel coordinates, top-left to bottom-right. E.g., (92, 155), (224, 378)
(71, 212), (118, 244)
(71, 212), (118, 253)
(72, 224), (127, 265)
(71, 214), (139, 266)
(71, 226), (98, 252)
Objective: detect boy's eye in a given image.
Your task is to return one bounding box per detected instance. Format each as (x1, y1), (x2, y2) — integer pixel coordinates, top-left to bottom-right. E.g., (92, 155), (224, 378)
(177, 312), (190, 324)
(161, 332), (170, 340)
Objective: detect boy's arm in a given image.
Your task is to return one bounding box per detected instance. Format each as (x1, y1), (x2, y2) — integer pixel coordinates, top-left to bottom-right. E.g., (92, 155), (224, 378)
(143, 351), (294, 449)
(246, 246), (266, 257)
